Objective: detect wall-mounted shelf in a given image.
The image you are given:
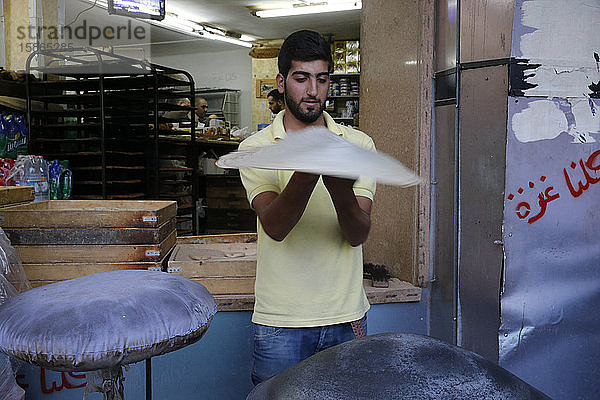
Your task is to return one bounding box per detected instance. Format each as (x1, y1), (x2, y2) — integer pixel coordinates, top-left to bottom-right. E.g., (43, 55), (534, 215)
(328, 73), (360, 127)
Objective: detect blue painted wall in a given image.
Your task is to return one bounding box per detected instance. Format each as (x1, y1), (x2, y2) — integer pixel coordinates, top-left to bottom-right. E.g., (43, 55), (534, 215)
(19, 289), (429, 400)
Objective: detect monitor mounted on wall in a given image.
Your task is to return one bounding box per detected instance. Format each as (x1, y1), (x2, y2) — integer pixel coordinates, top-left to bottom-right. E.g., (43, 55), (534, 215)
(108, 0), (165, 21)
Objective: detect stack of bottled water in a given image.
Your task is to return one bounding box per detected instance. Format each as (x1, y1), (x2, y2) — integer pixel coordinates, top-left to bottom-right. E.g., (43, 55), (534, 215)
(11, 155), (49, 202)
(8, 156), (71, 202)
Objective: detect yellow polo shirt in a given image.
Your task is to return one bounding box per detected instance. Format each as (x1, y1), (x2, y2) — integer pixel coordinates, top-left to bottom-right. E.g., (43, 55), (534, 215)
(239, 111), (376, 327)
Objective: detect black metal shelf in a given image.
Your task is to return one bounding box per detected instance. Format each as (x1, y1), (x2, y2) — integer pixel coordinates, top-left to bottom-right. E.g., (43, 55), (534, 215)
(29, 74), (192, 91)
(26, 47), (199, 235)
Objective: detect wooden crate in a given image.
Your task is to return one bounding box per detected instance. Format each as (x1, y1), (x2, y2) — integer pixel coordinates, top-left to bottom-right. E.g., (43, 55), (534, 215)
(187, 277), (255, 295)
(14, 231), (176, 263)
(176, 233), (257, 244)
(168, 234), (257, 295)
(0, 200), (177, 228)
(0, 186), (34, 207)
(24, 260), (165, 289)
(3, 218), (176, 245)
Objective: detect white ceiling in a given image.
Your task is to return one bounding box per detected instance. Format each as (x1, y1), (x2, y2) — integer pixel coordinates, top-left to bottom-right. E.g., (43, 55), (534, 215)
(164, 0), (361, 40)
(68, 0), (361, 54)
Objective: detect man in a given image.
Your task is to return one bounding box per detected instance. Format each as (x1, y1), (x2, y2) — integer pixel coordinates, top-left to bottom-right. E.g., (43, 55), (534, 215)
(194, 96), (210, 126)
(239, 30), (376, 385)
(266, 88), (285, 116)
(163, 96), (209, 126)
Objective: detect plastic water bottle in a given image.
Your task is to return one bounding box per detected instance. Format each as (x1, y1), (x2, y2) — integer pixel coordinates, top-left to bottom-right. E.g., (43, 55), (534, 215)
(14, 155), (49, 202)
(34, 156), (50, 201)
(49, 160), (62, 200)
(59, 168), (72, 200)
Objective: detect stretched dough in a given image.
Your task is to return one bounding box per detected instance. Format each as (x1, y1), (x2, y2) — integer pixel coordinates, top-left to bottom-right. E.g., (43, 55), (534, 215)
(216, 127), (421, 187)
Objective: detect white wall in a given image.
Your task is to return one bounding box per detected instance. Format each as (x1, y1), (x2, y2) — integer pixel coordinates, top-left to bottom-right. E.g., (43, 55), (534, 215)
(150, 48), (253, 130)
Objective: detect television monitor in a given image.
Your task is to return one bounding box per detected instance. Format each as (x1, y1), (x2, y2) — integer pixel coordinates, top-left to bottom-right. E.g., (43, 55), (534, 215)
(108, 0), (165, 21)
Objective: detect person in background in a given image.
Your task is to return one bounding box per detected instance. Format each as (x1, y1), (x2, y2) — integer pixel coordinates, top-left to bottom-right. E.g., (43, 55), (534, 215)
(194, 96), (211, 126)
(239, 30), (376, 386)
(267, 88), (285, 117)
(163, 98), (191, 122)
(163, 96), (211, 127)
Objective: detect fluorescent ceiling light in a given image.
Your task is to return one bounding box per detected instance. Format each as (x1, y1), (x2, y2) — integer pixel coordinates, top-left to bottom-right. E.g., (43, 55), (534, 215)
(202, 32), (252, 48)
(204, 26), (225, 36)
(256, 1), (362, 18)
(159, 15), (202, 33)
(171, 18), (203, 32)
(154, 16), (252, 48)
(240, 34), (256, 42)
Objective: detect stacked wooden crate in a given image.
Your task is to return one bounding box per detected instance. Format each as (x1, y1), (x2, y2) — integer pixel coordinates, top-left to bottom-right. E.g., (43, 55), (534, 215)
(168, 233), (257, 296)
(204, 175), (256, 234)
(0, 200), (177, 288)
(0, 186), (34, 208)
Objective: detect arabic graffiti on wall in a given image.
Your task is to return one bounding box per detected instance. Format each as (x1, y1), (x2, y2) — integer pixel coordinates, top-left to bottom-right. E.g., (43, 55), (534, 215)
(501, 2), (600, 398)
(501, 112), (600, 400)
(507, 149), (600, 224)
(15, 369), (86, 395)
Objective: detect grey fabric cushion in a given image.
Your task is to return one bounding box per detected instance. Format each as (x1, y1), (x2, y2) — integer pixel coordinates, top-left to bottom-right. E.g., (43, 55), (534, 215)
(0, 270), (216, 372)
(247, 333), (552, 400)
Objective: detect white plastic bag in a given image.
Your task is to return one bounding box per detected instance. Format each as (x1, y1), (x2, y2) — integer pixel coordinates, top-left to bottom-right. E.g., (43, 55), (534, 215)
(0, 228), (29, 400)
(230, 126), (252, 140)
(0, 276), (26, 400)
(0, 228), (30, 294)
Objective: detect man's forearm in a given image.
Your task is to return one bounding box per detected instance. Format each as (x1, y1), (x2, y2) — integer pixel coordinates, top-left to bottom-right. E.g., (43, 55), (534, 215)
(323, 176), (372, 246)
(253, 172), (319, 241)
(329, 190), (371, 246)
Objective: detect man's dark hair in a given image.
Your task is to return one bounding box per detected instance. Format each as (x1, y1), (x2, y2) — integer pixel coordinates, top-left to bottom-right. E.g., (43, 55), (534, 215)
(278, 30), (333, 77)
(267, 89), (283, 102)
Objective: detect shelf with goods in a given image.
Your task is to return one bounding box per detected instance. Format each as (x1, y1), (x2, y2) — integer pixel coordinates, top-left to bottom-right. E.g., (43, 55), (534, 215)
(327, 73), (360, 127)
(328, 39), (361, 127)
(24, 48), (198, 234)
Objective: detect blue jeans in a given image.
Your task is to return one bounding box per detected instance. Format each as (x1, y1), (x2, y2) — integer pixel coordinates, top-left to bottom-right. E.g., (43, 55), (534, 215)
(251, 315), (367, 385)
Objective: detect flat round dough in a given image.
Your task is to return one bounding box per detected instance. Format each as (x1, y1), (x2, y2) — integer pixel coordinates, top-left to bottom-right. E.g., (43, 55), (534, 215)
(217, 127), (421, 187)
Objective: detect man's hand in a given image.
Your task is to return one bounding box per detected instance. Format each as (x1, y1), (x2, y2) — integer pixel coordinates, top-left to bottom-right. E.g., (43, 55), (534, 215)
(322, 175), (372, 247)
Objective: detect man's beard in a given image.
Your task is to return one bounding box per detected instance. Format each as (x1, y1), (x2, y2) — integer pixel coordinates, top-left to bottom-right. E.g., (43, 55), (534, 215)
(284, 82), (325, 124)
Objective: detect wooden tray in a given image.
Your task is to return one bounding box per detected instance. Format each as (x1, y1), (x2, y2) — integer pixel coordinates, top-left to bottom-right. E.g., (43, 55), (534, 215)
(176, 233), (257, 245)
(0, 186), (34, 207)
(189, 277), (255, 295)
(14, 231), (176, 263)
(0, 200), (177, 228)
(24, 260), (164, 282)
(3, 218), (176, 245)
(168, 234), (257, 295)
(29, 263), (164, 288)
